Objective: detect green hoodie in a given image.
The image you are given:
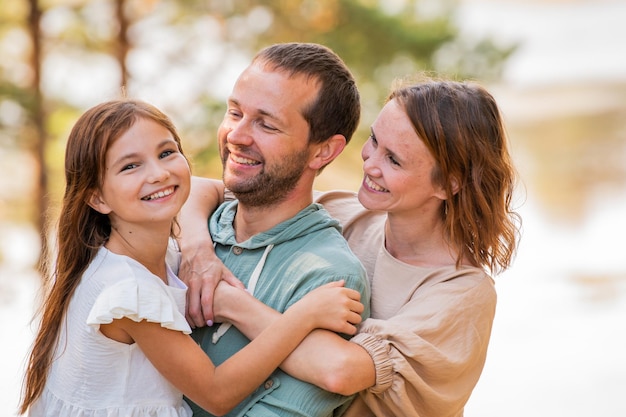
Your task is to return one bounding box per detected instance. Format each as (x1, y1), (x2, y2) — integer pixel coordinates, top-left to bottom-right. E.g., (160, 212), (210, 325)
(189, 200), (370, 417)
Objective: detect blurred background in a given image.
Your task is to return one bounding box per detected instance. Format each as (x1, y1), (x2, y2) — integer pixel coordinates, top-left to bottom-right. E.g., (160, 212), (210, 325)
(1, 0), (625, 416)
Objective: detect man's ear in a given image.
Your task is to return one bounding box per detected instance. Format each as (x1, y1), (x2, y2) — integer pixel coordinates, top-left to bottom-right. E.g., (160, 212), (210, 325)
(309, 134), (347, 170)
(87, 190), (112, 214)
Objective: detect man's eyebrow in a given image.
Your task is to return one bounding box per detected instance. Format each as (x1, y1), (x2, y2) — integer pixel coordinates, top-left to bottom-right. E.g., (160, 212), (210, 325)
(228, 97), (282, 122)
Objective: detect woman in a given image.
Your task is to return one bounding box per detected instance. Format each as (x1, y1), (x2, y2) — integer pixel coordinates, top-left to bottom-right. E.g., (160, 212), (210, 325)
(179, 76), (521, 417)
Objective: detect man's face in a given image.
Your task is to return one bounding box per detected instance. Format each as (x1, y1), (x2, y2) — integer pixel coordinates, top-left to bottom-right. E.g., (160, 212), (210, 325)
(217, 62), (320, 207)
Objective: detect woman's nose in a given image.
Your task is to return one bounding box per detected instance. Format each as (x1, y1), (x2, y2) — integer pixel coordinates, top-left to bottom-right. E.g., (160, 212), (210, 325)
(362, 156), (376, 175)
(361, 143), (376, 171)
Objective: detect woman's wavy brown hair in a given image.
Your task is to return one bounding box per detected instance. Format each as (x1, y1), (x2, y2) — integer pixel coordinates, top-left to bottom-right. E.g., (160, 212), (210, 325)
(19, 99), (187, 414)
(389, 77), (522, 275)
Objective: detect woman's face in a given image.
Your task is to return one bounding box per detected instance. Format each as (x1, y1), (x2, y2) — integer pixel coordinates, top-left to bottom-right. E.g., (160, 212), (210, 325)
(358, 99), (446, 216)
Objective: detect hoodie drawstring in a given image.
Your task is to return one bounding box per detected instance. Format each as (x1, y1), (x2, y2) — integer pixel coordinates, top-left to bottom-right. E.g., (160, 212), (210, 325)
(212, 244), (274, 344)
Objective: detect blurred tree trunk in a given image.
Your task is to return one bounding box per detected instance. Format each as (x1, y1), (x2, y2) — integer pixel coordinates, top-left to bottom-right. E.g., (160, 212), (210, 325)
(27, 0), (49, 273)
(114, 0), (130, 90)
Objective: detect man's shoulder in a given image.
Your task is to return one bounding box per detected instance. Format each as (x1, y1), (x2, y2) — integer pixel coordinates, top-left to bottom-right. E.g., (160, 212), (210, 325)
(293, 224), (360, 263)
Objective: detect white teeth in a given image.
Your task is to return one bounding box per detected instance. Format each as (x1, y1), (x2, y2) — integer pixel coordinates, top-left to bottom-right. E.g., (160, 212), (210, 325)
(231, 155), (259, 165)
(365, 176), (387, 192)
(143, 187), (174, 201)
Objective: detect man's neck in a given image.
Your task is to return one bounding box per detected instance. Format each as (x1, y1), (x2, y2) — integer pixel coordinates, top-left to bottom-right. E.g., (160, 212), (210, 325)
(233, 191), (313, 242)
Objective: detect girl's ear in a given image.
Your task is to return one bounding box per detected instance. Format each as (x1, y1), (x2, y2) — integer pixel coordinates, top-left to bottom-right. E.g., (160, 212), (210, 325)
(87, 190), (112, 214)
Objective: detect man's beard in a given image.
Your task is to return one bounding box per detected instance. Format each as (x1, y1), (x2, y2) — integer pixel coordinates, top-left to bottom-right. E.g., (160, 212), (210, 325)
(222, 148), (310, 207)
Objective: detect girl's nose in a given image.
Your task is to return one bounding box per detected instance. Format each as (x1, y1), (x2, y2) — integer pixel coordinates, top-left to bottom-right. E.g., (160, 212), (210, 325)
(147, 162), (171, 183)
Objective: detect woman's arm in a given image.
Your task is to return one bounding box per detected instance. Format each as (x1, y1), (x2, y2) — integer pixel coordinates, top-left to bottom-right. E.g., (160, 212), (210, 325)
(177, 176), (243, 328)
(214, 283), (376, 395)
(346, 272), (498, 417)
(103, 281), (363, 416)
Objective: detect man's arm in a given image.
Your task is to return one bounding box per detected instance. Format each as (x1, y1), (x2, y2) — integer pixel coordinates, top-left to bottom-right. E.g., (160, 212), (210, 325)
(214, 283), (376, 395)
(177, 176), (243, 328)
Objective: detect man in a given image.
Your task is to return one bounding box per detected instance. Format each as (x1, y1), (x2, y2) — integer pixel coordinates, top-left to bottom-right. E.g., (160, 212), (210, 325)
(180, 43), (370, 417)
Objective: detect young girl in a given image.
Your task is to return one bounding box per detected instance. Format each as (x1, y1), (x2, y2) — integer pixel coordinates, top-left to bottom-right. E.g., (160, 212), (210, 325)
(19, 99), (364, 417)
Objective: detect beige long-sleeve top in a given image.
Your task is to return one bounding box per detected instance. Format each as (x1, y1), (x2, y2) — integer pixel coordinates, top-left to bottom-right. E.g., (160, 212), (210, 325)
(315, 190), (497, 417)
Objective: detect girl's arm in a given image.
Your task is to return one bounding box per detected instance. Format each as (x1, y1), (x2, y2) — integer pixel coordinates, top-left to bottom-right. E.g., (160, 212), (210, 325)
(177, 176), (243, 328)
(214, 283), (376, 396)
(101, 281), (363, 416)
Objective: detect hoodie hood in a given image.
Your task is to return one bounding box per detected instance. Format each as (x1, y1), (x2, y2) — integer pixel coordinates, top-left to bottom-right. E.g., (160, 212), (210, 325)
(209, 200), (342, 250)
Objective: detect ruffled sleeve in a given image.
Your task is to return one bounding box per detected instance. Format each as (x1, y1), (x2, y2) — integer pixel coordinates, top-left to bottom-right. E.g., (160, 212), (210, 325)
(87, 277), (191, 334)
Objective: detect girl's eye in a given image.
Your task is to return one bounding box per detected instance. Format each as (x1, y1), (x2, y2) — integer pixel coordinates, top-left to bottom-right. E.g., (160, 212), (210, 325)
(121, 163), (137, 172)
(160, 149), (175, 159)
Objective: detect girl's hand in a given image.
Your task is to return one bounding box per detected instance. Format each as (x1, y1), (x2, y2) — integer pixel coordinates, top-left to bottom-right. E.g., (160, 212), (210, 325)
(289, 280), (364, 335)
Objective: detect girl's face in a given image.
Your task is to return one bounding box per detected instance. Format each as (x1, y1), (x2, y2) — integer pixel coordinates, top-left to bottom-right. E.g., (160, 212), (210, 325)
(358, 99), (446, 216)
(89, 117), (191, 229)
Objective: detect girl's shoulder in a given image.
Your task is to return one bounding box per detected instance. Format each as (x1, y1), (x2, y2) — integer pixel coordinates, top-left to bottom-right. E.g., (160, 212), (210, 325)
(84, 247), (190, 334)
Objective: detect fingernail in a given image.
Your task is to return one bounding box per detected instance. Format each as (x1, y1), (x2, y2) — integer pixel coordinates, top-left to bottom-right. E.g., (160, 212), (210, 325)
(206, 320), (214, 327)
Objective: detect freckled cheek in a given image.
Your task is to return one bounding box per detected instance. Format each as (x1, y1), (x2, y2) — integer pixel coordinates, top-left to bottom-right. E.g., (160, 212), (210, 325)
(398, 177), (415, 189)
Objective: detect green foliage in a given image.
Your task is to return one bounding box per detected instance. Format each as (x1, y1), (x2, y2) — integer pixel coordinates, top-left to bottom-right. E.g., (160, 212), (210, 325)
(180, 96), (227, 177)
(0, 0), (516, 231)
(158, 0), (515, 167)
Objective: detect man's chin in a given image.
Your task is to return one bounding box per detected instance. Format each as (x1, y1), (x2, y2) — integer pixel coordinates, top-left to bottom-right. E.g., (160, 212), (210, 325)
(224, 178), (256, 197)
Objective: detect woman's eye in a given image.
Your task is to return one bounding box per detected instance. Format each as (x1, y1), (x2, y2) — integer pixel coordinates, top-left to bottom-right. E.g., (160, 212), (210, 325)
(388, 155), (400, 166)
(368, 134), (378, 146)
